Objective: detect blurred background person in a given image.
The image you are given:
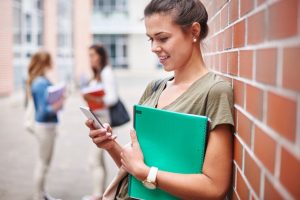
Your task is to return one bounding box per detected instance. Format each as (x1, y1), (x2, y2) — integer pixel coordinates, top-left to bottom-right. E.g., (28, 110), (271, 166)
(81, 44), (119, 200)
(26, 51), (64, 200)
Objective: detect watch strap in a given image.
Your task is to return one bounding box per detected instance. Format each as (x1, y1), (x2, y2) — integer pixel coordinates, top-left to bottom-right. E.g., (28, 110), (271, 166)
(147, 167), (158, 183)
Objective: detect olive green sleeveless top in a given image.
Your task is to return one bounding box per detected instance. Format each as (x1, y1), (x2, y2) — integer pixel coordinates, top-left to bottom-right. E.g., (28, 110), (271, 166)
(115, 71), (234, 200)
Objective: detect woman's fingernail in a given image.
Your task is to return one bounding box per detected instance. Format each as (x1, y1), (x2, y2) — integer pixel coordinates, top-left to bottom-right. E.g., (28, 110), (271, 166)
(110, 135), (117, 140)
(106, 132), (112, 137)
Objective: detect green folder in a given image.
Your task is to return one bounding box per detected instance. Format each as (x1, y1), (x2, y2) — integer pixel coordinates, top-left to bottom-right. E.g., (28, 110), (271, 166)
(128, 105), (209, 200)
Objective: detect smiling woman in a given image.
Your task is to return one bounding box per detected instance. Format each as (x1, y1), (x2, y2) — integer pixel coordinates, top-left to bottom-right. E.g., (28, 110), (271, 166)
(85, 0), (235, 200)
(145, 1), (208, 73)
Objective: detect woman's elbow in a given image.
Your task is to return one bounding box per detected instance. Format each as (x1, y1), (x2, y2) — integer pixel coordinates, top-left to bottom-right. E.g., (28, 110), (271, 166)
(189, 188), (228, 200)
(207, 182), (230, 200)
(211, 187), (229, 200)
(189, 180), (230, 200)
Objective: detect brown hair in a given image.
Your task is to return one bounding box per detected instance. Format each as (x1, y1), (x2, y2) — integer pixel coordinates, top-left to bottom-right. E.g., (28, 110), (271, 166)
(26, 51), (52, 97)
(144, 0), (209, 41)
(89, 44), (109, 79)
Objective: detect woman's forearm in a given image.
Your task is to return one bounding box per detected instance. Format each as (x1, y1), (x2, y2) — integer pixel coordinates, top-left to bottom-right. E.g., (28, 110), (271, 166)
(156, 171), (227, 200)
(107, 141), (123, 168)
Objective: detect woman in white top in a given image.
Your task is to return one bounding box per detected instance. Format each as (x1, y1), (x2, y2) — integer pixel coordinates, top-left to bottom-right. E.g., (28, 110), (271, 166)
(82, 44), (119, 200)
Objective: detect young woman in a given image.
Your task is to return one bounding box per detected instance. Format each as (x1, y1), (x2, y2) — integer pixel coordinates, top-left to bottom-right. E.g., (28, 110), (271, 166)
(82, 44), (119, 200)
(86, 0), (234, 199)
(27, 51), (64, 200)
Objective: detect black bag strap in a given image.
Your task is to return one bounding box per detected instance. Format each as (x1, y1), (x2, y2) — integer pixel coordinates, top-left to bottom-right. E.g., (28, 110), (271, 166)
(151, 79), (164, 93)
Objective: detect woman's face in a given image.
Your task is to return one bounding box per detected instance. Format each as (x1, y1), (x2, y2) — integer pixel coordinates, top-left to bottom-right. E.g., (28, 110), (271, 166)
(89, 48), (101, 70)
(145, 13), (195, 72)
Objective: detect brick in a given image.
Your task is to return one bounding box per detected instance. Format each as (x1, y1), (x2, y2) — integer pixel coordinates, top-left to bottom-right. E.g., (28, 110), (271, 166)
(232, 164), (237, 188)
(233, 20), (245, 48)
(280, 148), (300, 198)
(217, 34), (223, 52)
(232, 190), (239, 200)
(254, 126), (276, 174)
(215, 13), (220, 34)
(250, 194), (256, 200)
(268, 0), (298, 40)
(220, 52), (227, 73)
(245, 84), (263, 120)
(228, 51), (238, 75)
(267, 92), (297, 142)
(234, 109), (238, 130)
(239, 50), (253, 79)
(283, 47), (300, 92)
(229, 0), (239, 24)
(233, 79), (244, 107)
(217, 32), (223, 51)
(234, 135), (243, 169)
(216, 0), (227, 11)
(236, 169), (250, 200)
(206, 3), (214, 20)
(237, 110), (252, 147)
(220, 4), (228, 29)
(240, 0), (254, 16)
(248, 10), (266, 44)
(264, 176), (285, 200)
(256, 48), (277, 85)
(205, 55), (211, 68)
(224, 27), (233, 50)
(210, 37), (216, 52)
(257, 0), (265, 6)
(245, 152), (261, 196)
(213, 54), (220, 71)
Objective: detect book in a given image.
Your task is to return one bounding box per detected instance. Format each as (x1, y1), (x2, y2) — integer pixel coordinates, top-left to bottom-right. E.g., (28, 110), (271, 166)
(47, 83), (66, 104)
(128, 105), (209, 200)
(81, 84), (105, 111)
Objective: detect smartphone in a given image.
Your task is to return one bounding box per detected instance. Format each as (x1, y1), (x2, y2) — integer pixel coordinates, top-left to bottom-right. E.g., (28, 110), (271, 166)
(80, 106), (105, 129)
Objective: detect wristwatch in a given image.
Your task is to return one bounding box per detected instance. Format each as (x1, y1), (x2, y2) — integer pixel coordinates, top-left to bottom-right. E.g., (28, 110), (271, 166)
(142, 166), (158, 190)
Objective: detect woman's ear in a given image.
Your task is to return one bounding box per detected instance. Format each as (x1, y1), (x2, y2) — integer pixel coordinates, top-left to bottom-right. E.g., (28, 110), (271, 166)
(191, 22), (201, 39)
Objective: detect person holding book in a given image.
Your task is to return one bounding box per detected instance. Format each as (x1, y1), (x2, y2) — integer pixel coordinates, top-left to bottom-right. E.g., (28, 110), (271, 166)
(26, 51), (64, 200)
(85, 0), (234, 199)
(82, 44), (119, 200)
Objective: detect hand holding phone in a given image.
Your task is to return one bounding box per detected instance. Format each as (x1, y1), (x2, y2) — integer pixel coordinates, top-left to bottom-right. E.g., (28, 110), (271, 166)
(80, 106), (105, 129)
(80, 106), (117, 141)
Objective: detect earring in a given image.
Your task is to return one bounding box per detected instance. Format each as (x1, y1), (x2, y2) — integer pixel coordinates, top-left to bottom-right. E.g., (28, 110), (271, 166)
(193, 38), (197, 43)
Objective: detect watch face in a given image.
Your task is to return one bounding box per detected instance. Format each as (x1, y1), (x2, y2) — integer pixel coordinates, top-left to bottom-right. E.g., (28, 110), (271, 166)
(143, 181), (156, 190)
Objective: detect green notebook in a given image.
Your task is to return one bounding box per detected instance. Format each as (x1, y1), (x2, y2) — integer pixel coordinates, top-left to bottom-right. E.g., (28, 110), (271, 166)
(128, 105), (209, 200)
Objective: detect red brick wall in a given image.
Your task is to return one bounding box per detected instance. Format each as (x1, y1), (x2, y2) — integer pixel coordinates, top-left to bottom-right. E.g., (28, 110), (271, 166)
(202, 0), (300, 199)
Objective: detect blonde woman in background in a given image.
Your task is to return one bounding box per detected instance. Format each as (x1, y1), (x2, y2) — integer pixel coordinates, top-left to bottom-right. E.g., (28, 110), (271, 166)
(26, 51), (64, 200)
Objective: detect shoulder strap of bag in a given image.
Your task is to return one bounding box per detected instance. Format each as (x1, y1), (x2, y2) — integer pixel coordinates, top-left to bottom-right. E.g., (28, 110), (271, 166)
(151, 79), (164, 94)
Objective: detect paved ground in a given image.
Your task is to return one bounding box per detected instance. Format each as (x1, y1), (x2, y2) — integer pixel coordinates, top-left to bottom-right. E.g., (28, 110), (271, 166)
(0, 69), (168, 200)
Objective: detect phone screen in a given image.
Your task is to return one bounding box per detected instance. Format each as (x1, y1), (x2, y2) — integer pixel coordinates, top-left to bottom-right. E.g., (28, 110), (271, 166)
(80, 106), (105, 129)
(90, 109), (105, 128)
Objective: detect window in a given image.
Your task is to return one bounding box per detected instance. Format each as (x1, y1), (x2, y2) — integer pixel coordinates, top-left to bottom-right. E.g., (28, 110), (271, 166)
(25, 14), (32, 43)
(37, 0), (43, 9)
(37, 0), (44, 46)
(94, 34), (128, 68)
(93, 0), (127, 14)
(13, 0), (22, 44)
(56, 0), (73, 82)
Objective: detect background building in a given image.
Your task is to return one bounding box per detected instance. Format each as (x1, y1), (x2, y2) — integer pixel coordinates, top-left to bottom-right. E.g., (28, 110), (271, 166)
(91, 0), (156, 69)
(0, 0), (74, 96)
(0, 0), (157, 96)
